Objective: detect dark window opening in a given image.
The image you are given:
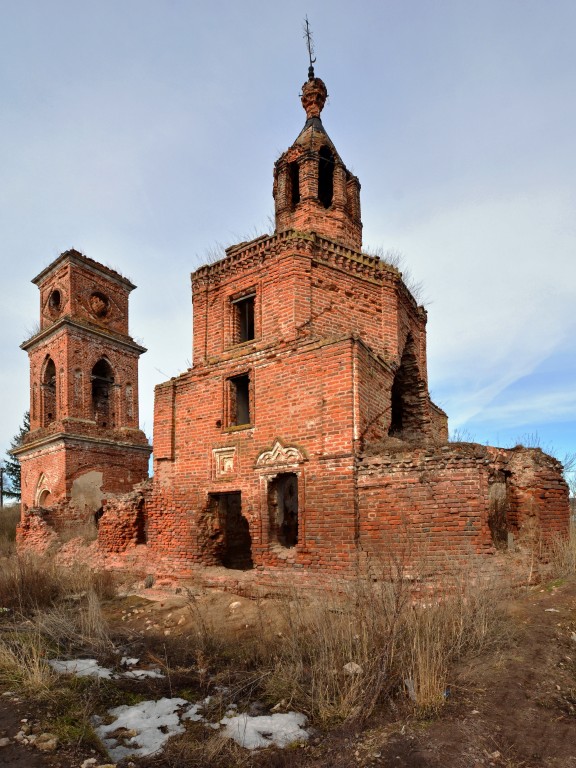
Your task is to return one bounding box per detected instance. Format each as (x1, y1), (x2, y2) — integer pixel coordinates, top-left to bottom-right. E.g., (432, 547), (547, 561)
(388, 335), (426, 439)
(48, 289), (61, 313)
(233, 295), (255, 343)
(92, 358), (114, 428)
(268, 473), (299, 548)
(135, 502), (147, 545)
(289, 161), (300, 208)
(42, 358), (57, 426)
(94, 507), (104, 526)
(229, 374), (250, 426)
(318, 146), (334, 208)
(210, 492), (253, 570)
(488, 471), (510, 550)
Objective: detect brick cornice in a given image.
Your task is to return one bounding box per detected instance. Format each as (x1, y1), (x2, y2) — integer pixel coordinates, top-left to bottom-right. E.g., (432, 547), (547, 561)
(12, 431), (152, 458)
(32, 250), (135, 291)
(21, 316), (147, 354)
(191, 230), (402, 288)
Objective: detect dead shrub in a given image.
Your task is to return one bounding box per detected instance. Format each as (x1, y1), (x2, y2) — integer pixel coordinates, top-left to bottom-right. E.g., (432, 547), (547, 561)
(36, 589), (113, 654)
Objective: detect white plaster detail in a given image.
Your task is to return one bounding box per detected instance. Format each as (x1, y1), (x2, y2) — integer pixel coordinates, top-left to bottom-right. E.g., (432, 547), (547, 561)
(71, 470), (104, 512)
(256, 440), (306, 467)
(213, 447), (236, 476)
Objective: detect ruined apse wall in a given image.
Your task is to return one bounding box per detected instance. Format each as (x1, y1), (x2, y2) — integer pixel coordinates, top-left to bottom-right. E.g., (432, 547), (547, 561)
(357, 444), (569, 567)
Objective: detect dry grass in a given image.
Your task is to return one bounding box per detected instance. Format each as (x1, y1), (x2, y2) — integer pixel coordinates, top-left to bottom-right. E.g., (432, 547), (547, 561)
(545, 525), (576, 578)
(0, 549), (510, 763)
(0, 628), (56, 692)
(0, 554), (115, 613)
(250, 568), (506, 724)
(36, 588), (113, 655)
(0, 504), (20, 556)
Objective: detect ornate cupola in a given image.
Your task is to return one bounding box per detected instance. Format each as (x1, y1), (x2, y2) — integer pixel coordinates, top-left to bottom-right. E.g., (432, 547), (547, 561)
(273, 70), (362, 250)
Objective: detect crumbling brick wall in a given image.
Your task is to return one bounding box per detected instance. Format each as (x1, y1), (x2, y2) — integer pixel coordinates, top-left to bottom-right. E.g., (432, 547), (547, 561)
(357, 444), (569, 569)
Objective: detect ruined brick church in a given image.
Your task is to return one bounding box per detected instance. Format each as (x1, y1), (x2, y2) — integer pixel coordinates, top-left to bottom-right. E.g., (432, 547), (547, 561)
(14, 68), (569, 580)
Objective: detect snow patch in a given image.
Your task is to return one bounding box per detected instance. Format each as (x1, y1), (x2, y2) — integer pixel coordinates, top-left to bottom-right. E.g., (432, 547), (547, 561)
(219, 712), (309, 750)
(95, 697), (188, 760)
(48, 659), (112, 678)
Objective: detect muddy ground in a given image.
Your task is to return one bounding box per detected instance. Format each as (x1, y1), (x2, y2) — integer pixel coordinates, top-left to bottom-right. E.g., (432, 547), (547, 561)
(1, 576), (576, 768)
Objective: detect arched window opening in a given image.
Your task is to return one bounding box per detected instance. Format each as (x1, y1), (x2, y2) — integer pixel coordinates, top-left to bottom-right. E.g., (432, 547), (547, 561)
(42, 358), (57, 426)
(268, 473), (299, 548)
(388, 336), (426, 440)
(289, 161), (300, 208)
(92, 359), (114, 428)
(318, 146), (334, 208)
(488, 471), (510, 550)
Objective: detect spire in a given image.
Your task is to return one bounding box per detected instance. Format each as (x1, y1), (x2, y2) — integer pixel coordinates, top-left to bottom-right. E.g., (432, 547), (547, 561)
(301, 17), (328, 120)
(271, 22), (362, 250)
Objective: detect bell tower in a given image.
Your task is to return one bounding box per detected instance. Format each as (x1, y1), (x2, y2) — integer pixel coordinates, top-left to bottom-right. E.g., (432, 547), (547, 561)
(273, 71), (362, 250)
(14, 249), (151, 519)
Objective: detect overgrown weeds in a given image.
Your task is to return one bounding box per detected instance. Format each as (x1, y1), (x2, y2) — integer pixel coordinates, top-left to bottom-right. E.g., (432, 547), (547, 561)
(0, 554), (115, 613)
(250, 566), (507, 724)
(0, 504), (20, 556)
(545, 525), (576, 578)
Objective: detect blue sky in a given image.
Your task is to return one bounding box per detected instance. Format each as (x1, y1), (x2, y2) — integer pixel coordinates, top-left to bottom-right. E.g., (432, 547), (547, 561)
(1, 1), (574, 482)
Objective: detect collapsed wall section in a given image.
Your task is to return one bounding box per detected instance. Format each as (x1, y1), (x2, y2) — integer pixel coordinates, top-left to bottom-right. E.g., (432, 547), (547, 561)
(357, 444), (569, 568)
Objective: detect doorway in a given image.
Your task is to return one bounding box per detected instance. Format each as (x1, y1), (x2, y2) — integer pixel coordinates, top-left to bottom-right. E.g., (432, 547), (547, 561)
(210, 492), (253, 570)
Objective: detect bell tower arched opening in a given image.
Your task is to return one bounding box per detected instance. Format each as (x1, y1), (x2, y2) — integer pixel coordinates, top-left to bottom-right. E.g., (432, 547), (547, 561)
(318, 145), (334, 208)
(91, 358), (114, 428)
(289, 161), (300, 208)
(41, 357), (56, 426)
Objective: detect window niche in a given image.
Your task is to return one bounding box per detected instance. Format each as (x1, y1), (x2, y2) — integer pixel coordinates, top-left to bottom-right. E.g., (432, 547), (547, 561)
(228, 373), (251, 427)
(232, 293), (255, 344)
(268, 473), (299, 549)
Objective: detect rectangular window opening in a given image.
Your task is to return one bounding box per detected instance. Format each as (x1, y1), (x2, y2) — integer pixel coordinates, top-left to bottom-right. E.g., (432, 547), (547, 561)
(233, 295), (255, 343)
(229, 373), (251, 426)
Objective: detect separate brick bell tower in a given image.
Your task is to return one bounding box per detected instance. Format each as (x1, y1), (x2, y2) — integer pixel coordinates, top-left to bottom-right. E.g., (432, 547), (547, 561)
(14, 249), (151, 525)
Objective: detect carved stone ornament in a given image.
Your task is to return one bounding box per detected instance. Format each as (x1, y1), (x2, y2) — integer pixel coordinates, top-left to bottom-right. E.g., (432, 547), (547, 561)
(213, 447), (236, 476)
(256, 440), (306, 467)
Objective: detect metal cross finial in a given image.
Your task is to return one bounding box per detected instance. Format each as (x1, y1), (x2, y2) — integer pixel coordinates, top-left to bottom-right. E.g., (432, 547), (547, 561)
(303, 16), (316, 80)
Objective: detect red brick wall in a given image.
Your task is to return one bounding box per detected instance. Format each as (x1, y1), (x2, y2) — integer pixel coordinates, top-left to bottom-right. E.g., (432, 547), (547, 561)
(191, 231), (429, 376)
(36, 250), (133, 337)
(19, 436), (150, 512)
(357, 444), (569, 568)
(151, 336), (358, 570)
